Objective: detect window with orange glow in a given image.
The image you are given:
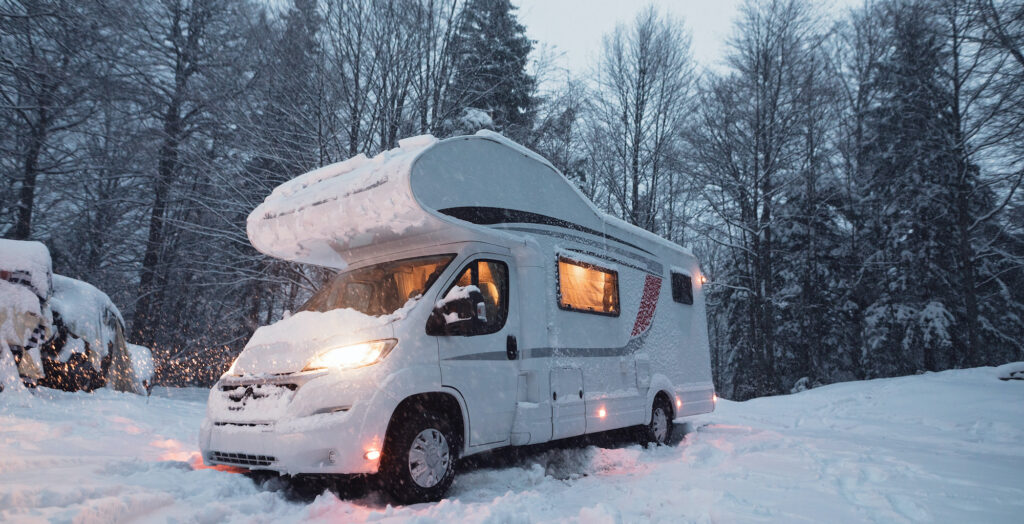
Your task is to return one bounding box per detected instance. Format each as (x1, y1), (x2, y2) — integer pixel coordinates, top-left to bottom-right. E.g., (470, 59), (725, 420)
(557, 257), (619, 316)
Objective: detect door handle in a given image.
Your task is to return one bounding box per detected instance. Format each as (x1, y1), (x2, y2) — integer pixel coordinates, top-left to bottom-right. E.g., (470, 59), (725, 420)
(506, 335), (518, 360)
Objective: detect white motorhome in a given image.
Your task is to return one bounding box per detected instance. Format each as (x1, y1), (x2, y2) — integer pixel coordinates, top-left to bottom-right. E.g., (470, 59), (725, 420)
(199, 131), (715, 502)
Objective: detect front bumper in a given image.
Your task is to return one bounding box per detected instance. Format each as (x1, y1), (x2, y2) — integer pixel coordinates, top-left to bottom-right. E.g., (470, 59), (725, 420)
(199, 411), (379, 474)
(198, 370), (388, 475)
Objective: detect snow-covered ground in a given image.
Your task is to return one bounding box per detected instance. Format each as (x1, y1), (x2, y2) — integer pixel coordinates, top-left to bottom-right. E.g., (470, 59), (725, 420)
(1, 368), (1021, 523)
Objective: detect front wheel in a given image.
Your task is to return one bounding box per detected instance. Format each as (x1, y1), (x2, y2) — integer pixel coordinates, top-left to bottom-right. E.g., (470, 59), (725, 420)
(380, 411), (456, 504)
(640, 397), (674, 447)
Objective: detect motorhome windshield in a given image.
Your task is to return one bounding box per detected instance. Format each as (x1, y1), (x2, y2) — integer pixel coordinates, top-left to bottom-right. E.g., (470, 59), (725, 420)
(298, 254), (455, 317)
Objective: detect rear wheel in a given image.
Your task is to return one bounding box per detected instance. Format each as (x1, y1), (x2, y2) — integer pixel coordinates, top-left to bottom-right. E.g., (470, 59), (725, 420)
(380, 410), (456, 504)
(640, 396), (674, 446)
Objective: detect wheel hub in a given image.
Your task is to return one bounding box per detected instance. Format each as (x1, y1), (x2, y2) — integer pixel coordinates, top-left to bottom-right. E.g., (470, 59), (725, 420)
(408, 428), (450, 488)
(652, 406), (669, 443)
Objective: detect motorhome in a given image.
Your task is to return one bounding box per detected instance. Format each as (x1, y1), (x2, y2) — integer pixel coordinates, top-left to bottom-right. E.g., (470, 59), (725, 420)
(199, 131), (715, 502)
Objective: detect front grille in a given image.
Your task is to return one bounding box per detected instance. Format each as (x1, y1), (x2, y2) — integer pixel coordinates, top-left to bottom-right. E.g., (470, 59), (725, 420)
(213, 422), (270, 427)
(209, 451), (276, 467)
(217, 382), (298, 412)
(221, 382), (297, 400)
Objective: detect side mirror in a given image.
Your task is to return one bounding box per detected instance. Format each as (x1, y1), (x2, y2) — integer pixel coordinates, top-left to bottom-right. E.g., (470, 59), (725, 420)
(427, 286), (487, 336)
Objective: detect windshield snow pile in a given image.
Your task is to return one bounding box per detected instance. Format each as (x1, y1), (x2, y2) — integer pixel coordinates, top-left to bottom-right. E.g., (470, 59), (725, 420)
(247, 135), (440, 268)
(232, 299), (417, 375)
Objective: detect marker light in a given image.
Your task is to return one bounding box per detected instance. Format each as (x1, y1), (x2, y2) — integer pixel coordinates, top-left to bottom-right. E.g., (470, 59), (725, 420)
(365, 449), (381, 461)
(713, 393), (718, 404)
(676, 397), (682, 409)
(304, 339), (397, 371)
(597, 407), (607, 419)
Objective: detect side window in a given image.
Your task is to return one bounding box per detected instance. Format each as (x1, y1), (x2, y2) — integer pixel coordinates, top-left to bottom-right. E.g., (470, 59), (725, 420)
(440, 260), (509, 336)
(557, 256), (620, 316)
(671, 272), (693, 305)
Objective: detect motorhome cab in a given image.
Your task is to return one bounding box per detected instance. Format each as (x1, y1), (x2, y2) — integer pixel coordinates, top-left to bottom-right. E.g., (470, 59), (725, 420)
(199, 131), (715, 502)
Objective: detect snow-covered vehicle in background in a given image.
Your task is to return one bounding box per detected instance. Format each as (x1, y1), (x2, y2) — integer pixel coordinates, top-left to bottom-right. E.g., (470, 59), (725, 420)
(200, 131), (716, 503)
(0, 238), (152, 393)
(0, 240), (52, 386)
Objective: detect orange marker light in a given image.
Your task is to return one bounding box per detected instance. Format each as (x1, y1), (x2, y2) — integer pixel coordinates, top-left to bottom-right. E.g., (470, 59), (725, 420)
(676, 397), (682, 409)
(713, 393), (718, 404)
(365, 449), (381, 461)
(597, 407), (607, 419)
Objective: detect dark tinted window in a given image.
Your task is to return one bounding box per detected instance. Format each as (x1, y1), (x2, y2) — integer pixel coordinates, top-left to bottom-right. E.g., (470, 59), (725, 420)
(671, 272), (693, 305)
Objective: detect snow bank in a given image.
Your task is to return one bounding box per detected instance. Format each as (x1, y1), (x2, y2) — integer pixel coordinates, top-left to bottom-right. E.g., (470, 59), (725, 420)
(995, 361), (1024, 381)
(247, 136), (439, 268)
(127, 343), (155, 385)
(0, 238), (51, 298)
(50, 274), (123, 359)
(2, 368), (1022, 522)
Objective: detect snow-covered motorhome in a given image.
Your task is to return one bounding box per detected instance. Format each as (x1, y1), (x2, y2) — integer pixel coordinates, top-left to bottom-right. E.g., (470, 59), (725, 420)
(199, 131), (716, 502)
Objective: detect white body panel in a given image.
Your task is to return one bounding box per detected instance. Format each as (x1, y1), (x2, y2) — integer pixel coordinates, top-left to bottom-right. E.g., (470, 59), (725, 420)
(200, 132), (715, 474)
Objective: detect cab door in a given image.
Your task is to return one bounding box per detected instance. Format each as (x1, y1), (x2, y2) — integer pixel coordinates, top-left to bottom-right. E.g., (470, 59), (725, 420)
(435, 256), (520, 447)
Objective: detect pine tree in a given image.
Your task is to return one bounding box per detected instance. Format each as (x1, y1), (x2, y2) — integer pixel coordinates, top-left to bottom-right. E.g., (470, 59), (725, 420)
(447, 0), (536, 139)
(860, 0), (960, 375)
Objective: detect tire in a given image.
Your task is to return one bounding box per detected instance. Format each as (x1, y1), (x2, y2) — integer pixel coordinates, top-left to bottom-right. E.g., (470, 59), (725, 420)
(640, 396), (674, 447)
(380, 410), (457, 504)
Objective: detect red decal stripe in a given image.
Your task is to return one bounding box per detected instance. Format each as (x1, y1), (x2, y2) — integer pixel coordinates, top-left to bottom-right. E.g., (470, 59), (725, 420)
(631, 275), (662, 336)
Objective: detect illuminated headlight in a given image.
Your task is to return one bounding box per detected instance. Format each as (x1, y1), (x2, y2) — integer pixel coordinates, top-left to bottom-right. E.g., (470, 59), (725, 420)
(304, 339), (397, 371)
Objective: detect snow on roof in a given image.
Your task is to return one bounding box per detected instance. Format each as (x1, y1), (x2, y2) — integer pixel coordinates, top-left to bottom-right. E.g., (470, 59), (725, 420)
(247, 135), (440, 268)
(0, 239), (52, 298)
(247, 130), (693, 268)
(50, 274), (123, 357)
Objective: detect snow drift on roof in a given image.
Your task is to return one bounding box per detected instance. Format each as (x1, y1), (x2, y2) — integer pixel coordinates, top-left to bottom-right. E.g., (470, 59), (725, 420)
(247, 135), (440, 268)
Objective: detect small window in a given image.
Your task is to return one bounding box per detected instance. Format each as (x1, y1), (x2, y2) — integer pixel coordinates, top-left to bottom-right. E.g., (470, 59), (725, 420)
(671, 272), (693, 305)
(557, 257), (619, 316)
(437, 260), (509, 336)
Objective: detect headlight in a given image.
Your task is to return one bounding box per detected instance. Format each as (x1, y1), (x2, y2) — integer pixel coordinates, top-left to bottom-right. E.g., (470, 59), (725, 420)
(304, 339), (397, 371)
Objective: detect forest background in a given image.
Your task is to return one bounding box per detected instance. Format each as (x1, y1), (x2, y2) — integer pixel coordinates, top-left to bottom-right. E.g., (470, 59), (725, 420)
(2, 0), (1023, 399)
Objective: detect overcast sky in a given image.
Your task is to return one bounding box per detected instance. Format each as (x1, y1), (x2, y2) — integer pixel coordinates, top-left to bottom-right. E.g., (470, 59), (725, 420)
(514, 0), (860, 75)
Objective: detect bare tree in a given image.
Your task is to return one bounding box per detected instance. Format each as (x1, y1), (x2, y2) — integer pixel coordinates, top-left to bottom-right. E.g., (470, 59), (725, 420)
(0, 0), (100, 239)
(588, 6), (696, 232)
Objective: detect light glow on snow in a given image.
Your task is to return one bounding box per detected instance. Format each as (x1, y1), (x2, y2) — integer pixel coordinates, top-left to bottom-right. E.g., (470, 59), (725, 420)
(1, 369), (1022, 522)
